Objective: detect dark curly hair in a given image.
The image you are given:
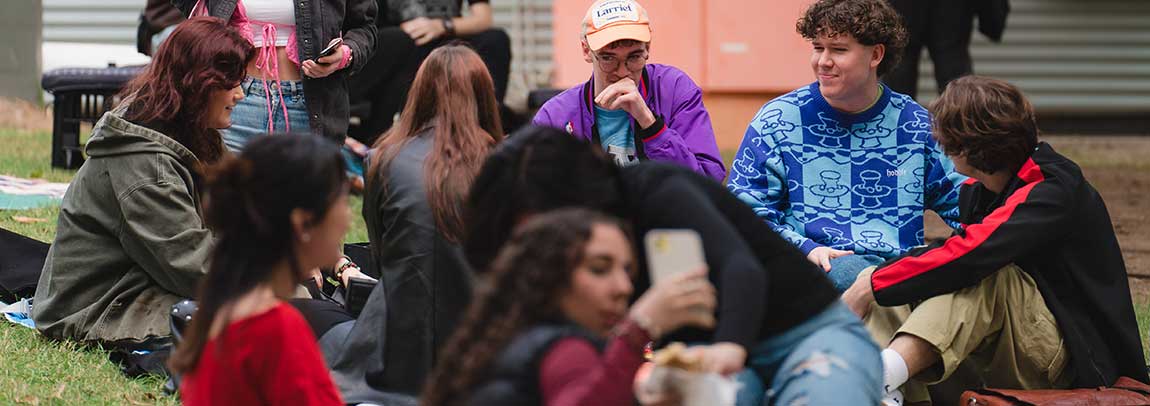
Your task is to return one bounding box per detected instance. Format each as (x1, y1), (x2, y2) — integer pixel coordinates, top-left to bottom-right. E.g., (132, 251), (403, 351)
(930, 76), (1039, 175)
(797, 0), (908, 77)
(421, 208), (629, 406)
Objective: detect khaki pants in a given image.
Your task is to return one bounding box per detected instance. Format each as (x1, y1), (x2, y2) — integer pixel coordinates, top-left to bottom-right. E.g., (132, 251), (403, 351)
(862, 265), (1070, 404)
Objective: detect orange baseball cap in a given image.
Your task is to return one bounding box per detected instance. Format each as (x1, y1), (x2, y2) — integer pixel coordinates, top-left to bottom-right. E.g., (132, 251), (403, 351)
(582, 0), (652, 51)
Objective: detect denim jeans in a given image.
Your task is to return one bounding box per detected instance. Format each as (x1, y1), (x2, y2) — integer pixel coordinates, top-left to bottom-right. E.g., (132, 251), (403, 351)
(826, 254), (886, 292)
(735, 302), (882, 406)
(226, 77), (365, 177)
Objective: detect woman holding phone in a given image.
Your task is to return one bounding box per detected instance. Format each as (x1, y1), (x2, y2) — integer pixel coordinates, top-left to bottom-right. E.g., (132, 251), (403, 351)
(173, 0), (377, 175)
(423, 208), (718, 405)
(463, 126), (884, 405)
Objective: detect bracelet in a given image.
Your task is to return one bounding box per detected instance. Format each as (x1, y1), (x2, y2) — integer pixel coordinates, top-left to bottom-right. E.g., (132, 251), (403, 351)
(336, 44), (352, 70)
(334, 255), (356, 282)
(441, 18), (456, 37)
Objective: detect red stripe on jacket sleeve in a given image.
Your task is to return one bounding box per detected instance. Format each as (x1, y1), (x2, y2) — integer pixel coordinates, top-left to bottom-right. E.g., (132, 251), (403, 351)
(872, 159), (1044, 292)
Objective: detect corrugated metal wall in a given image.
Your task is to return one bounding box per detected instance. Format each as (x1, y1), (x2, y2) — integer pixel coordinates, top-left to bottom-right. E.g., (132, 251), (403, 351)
(916, 0), (1150, 114)
(43, 0), (140, 44)
(41, 0), (554, 97)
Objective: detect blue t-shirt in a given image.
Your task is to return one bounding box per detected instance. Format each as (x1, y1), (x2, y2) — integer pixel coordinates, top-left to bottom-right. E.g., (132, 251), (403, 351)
(594, 106), (638, 167)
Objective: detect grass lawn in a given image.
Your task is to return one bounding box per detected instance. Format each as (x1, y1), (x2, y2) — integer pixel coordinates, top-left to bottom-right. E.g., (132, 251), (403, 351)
(0, 128), (1148, 402)
(0, 128), (367, 404)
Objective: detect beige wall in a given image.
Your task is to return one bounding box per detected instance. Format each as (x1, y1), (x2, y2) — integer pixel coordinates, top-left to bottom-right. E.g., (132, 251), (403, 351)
(551, 0), (816, 93)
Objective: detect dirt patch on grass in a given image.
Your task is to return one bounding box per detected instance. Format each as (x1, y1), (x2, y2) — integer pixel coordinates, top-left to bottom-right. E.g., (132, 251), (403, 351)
(0, 98), (52, 132)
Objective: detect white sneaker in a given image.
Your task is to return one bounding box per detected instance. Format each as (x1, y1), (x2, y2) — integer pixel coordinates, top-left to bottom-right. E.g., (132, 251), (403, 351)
(881, 388), (903, 406)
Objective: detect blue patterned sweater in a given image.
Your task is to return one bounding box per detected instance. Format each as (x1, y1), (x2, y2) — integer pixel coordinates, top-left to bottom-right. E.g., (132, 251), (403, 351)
(727, 82), (966, 259)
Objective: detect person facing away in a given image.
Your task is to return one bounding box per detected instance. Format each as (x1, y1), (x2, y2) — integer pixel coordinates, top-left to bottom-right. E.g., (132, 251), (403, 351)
(421, 208), (719, 406)
(319, 44), (504, 400)
(32, 17), (253, 347)
(462, 126), (884, 405)
(726, 0), (967, 292)
(532, 0), (726, 182)
(172, 0), (378, 176)
(172, 135), (351, 406)
(841, 76), (1149, 405)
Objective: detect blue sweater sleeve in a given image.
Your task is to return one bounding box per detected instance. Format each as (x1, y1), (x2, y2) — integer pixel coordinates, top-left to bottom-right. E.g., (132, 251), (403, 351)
(727, 107), (819, 254)
(923, 137), (966, 229)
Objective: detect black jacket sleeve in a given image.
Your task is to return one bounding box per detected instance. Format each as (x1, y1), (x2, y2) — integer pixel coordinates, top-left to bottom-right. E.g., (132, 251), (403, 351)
(341, 0), (378, 74)
(626, 167), (767, 349)
(872, 169), (1075, 306)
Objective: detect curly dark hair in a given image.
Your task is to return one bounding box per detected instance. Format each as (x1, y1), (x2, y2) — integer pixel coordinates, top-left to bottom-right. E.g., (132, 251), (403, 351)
(797, 0), (908, 77)
(930, 76), (1039, 175)
(421, 208), (629, 406)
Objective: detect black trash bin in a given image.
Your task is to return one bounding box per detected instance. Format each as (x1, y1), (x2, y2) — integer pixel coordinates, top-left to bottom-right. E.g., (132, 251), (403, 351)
(41, 65), (145, 169)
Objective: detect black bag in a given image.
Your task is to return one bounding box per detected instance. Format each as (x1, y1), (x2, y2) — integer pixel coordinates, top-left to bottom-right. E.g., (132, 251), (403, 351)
(0, 228), (49, 303)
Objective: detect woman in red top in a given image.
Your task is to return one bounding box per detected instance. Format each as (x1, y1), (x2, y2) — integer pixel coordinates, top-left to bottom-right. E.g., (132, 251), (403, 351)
(422, 208), (722, 406)
(170, 134), (351, 406)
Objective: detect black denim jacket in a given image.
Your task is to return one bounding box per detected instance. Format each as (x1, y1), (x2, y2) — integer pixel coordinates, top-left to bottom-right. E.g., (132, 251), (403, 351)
(173, 0), (377, 143)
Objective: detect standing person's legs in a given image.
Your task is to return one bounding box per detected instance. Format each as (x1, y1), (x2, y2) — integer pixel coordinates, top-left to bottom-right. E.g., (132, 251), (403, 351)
(741, 302), (884, 406)
(884, 0), (928, 98)
(462, 28), (512, 103)
(924, 0), (974, 92)
(348, 27), (419, 144)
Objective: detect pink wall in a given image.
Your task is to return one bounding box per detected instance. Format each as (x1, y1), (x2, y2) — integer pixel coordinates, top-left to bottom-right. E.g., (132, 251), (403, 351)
(551, 0), (815, 93)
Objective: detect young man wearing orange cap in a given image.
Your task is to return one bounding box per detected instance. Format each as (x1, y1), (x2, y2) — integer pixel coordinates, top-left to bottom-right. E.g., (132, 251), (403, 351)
(532, 0), (726, 182)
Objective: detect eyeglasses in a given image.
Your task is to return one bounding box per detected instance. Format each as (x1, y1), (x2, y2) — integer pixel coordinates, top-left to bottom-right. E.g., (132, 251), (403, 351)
(594, 51), (649, 72)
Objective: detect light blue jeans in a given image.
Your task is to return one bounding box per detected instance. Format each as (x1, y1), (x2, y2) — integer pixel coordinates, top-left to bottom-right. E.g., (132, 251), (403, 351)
(826, 254), (887, 292)
(735, 302), (882, 406)
(225, 77), (365, 177)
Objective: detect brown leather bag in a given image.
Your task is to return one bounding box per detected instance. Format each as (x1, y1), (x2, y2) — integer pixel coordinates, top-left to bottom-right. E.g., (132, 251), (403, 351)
(958, 377), (1150, 405)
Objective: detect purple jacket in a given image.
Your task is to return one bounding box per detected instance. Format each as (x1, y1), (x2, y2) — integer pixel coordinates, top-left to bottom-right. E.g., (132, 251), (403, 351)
(532, 64), (726, 181)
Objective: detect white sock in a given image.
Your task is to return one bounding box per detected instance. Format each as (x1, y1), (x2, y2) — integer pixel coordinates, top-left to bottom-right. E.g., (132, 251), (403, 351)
(881, 349), (909, 394)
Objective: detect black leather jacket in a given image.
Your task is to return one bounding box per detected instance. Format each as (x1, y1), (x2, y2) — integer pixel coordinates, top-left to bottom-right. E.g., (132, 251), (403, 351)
(172, 0), (377, 143)
(321, 130), (474, 403)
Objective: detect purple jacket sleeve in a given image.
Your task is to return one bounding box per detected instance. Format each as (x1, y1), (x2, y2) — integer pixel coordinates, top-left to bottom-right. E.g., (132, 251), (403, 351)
(639, 76), (726, 182)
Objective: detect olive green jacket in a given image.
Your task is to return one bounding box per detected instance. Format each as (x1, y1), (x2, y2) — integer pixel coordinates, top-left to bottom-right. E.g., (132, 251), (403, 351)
(32, 107), (213, 345)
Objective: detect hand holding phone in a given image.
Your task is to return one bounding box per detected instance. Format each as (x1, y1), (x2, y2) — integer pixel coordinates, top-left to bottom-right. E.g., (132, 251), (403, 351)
(317, 37), (344, 63)
(645, 229), (706, 284)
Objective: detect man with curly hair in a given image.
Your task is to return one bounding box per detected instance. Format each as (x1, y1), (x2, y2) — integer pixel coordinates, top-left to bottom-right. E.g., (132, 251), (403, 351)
(727, 0), (966, 293)
(843, 75), (1149, 405)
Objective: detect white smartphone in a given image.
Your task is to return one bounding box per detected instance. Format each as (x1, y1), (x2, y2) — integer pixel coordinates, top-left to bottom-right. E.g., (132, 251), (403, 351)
(644, 229), (706, 284)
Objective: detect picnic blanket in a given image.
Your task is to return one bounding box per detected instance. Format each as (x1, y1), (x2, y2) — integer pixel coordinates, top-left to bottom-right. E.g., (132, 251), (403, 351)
(0, 175), (69, 210)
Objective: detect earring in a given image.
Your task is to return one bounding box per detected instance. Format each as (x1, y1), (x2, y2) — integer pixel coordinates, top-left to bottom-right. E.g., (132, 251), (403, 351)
(301, 233), (311, 242)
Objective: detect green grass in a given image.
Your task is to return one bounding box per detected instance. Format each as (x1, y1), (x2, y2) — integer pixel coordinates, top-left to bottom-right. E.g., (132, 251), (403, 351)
(0, 128), (370, 403)
(1, 128), (1149, 403)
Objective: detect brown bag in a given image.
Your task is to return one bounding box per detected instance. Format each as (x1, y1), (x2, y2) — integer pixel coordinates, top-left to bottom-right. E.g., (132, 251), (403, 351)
(958, 377), (1150, 405)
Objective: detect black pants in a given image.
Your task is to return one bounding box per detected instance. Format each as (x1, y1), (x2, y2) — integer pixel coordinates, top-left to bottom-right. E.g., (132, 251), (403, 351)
(885, 0), (974, 99)
(290, 298), (355, 338)
(347, 27), (512, 144)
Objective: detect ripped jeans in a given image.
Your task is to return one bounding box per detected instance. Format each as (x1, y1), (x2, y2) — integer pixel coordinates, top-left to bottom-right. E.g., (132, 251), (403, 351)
(736, 301), (882, 406)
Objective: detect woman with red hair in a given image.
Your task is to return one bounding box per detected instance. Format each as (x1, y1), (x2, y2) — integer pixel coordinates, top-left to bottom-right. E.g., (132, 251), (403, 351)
(32, 17), (256, 348)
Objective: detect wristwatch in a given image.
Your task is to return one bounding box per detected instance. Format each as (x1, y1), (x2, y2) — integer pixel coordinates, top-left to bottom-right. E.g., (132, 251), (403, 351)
(441, 18), (456, 37)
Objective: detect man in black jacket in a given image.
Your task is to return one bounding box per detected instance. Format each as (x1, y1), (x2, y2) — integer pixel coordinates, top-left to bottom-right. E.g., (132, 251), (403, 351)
(843, 76), (1148, 405)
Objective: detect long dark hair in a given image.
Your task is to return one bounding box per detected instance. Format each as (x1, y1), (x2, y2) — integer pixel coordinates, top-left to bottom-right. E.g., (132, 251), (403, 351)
(119, 17), (255, 165)
(421, 208), (627, 406)
(168, 135), (348, 374)
(368, 44), (503, 242)
(463, 126), (623, 272)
